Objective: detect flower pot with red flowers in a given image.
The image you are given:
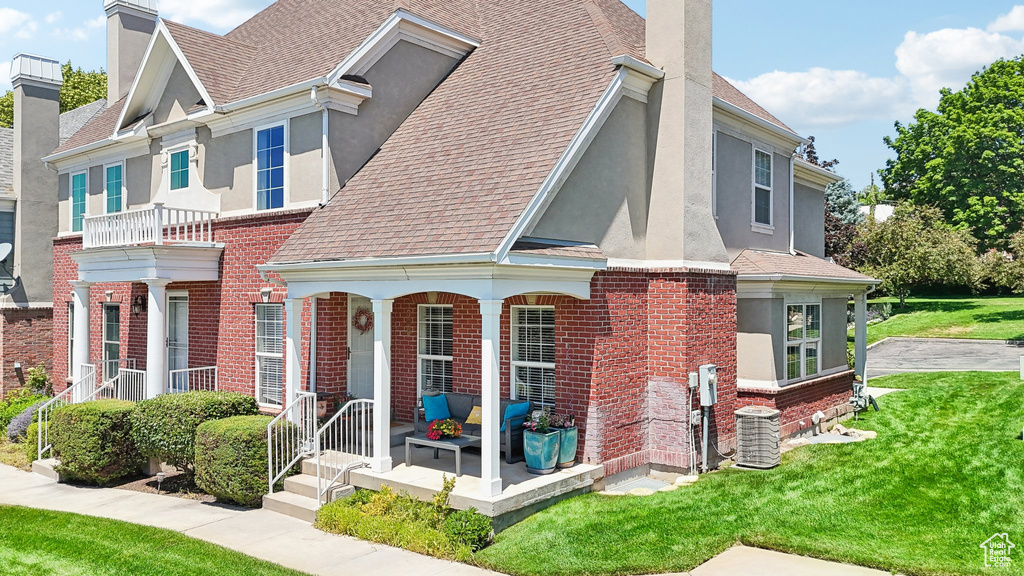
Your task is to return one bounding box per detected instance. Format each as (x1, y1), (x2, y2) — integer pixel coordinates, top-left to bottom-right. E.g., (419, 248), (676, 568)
(427, 418), (462, 441)
(523, 412), (559, 475)
(549, 412), (578, 469)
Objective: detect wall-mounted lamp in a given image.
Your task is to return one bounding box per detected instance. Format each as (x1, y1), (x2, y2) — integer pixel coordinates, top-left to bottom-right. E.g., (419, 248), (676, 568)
(131, 295), (147, 317)
(260, 287), (274, 303)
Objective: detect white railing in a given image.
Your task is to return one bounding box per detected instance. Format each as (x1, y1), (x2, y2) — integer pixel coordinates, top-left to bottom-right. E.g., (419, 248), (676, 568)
(101, 358), (136, 385)
(315, 399), (373, 505)
(267, 391), (317, 494)
(85, 367), (147, 403)
(167, 366), (218, 394)
(36, 364), (95, 460)
(82, 203), (217, 249)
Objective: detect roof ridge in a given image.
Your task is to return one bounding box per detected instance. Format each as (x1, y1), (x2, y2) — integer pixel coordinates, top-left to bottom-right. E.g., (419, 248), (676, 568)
(583, 0), (626, 59)
(163, 18), (257, 51)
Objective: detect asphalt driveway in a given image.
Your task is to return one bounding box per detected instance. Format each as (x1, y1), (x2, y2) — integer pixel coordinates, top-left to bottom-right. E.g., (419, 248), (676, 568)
(867, 337), (1024, 378)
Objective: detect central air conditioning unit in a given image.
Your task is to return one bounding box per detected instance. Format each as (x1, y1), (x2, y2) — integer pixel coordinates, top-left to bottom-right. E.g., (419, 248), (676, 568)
(735, 406), (781, 469)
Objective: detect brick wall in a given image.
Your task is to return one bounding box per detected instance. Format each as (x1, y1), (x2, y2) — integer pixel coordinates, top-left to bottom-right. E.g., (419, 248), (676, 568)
(737, 370), (855, 438)
(0, 307), (53, 397)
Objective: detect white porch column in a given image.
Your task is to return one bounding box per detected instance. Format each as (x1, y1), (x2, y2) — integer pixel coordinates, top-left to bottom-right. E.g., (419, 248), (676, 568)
(371, 298), (393, 473)
(144, 279), (170, 399)
(284, 297), (303, 410)
(479, 299), (503, 497)
(70, 281), (92, 402)
(854, 291), (868, 385)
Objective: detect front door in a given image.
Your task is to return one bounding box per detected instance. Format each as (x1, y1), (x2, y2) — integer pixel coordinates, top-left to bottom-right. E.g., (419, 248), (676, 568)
(348, 296), (374, 399)
(167, 293), (189, 392)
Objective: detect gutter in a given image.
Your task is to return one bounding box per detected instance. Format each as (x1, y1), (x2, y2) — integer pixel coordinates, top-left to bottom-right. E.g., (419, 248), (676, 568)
(259, 251), (498, 272)
(738, 273), (880, 286)
(713, 96), (809, 146)
(310, 87), (330, 206)
(789, 153), (796, 255)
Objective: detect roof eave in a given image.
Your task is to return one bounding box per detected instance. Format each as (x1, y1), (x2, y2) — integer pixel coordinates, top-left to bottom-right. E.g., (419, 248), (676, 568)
(737, 273), (879, 286)
(713, 96), (808, 147)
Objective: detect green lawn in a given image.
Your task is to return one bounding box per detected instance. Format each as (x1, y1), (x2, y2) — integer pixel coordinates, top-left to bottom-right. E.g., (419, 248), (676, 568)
(853, 295), (1024, 344)
(475, 372), (1024, 576)
(0, 505), (310, 576)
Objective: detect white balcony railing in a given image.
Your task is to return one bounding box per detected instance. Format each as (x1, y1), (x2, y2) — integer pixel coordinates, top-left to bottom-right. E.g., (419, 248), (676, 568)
(82, 203), (217, 249)
(167, 366), (218, 394)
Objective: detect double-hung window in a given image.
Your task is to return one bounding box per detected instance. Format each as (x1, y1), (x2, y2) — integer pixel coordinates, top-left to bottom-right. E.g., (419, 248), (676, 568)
(417, 305), (453, 395)
(103, 304), (121, 380)
(170, 149), (189, 190)
(71, 171), (87, 232)
(511, 306), (556, 409)
(752, 149), (772, 228)
(786, 302), (821, 382)
(105, 162), (123, 213)
(255, 303), (284, 406)
(255, 124), (285, 210)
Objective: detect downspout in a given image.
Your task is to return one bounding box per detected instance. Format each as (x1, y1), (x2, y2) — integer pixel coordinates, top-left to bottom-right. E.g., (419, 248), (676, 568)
(311, 87), (330, 206)
(789, 152), (796, 255)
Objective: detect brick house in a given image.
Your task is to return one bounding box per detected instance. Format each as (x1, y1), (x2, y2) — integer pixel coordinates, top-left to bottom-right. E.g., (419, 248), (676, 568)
(43, 0), (874, 514)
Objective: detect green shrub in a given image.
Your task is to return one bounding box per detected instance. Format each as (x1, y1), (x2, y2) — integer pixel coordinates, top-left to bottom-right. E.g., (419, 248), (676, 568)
(0, 391), (48, 432)
(443, 509), (493, 552)
(26, 365), (52, 396)
(130, 391), (258, 475)
(51, 400), (143, 485)
(194, 415), (278, 507)
(24, 422), (38, 463)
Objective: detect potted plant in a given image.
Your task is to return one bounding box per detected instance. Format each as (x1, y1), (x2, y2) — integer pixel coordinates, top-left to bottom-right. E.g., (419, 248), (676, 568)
(427, 418), (462, 440)
(549, 412), (577, 469)
(523, 412), (559, 474)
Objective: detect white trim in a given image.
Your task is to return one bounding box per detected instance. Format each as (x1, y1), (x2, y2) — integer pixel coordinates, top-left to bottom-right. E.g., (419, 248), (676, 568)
(793, 159), (843, 187)
(253, 121), (290, 212)
(712, 131), (718, 219)
(783, 298), (822, 384)
(255, 302), (285, 408)
(752, 148), (773, 229)
(102, 161), (126, 214)
(166, 290), (189, 388)
(606, 258), (733, 272)
(509, 304), (556, 408)
(712, 95), (808, 146)
(70, 169), (89, 233)
(610, 54), (664, 80)
(67, 301), (74, 378)
(416, 303), (454, 398)
(50, 140), (151, 174)
(102, 302), (121, 377)
(207, 85), (367, 139)
(737, 365), (848, 391)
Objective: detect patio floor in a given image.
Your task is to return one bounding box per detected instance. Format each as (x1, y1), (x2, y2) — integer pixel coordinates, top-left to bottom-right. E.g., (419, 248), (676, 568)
(348, 443), (603, 521)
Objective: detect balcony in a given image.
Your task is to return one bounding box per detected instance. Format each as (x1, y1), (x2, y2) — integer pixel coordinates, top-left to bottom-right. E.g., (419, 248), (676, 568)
(82, 203), (217, 249)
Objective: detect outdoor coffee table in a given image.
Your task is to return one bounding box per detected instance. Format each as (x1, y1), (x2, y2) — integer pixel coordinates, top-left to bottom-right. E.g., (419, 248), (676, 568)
(405, 434), (481, 477)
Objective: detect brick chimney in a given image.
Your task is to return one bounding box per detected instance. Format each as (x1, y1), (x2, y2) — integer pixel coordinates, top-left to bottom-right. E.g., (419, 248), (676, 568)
(105, 0), (158, 103)
(645, 0), (728, 264)
(10, 54), (62, 305)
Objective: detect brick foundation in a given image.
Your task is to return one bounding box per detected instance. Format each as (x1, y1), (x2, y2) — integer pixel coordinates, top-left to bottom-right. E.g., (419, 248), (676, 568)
(736, 369), (855, 438)
(0, 306), (53, 398)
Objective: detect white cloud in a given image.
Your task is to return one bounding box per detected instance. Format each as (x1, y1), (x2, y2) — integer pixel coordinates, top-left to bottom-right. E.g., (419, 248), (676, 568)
(988, 5), (1024, 32)
(53, 15), (106, 42)
(0, 7), (36, 40)
(0, 61), (9, 93)
(730, 8), (1024, 131)
(159, 0), (267, 30)
(44, 11), (62, 25)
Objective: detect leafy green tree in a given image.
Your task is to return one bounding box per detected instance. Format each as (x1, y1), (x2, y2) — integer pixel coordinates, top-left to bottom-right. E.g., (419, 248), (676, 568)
(978, 232), (1024, 294)
(858, 174), (888, 220)
(0, 62), (106, 129)
(857, 203), (978, 305)
(881, 57), (1024, 251)
(824, 179), (862, 225)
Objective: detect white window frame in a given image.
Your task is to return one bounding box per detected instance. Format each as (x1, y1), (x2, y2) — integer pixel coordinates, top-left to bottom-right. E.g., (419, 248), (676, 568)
(102, 303), (121, 380)
(252, 121), (289, 212)
(168, 147), (192, 192)
(103, 161), (125, 214)
(751, 148), (773, 233)
(70, 169), (88, 232)
(712, 131), (718, 219)
(416, 304), (453, 397)
(784, 296), (822, 384)
(255, 303), (285, 408)
(509, 305), (556, 409)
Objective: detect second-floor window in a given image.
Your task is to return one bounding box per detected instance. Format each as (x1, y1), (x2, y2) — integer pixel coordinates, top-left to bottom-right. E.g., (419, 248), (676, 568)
(71, 171), (87, 232)
(105, 163), (123, 214)
(170, 150), (189, 191)
(256, 124), (285, 211)
(753, 149), (772, 227)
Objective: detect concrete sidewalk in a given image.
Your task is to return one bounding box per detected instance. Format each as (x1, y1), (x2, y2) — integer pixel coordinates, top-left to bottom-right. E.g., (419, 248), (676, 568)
(0, 465), (896, 576)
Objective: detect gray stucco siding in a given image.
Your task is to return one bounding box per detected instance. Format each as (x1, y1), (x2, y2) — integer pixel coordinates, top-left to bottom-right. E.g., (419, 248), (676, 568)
(529, 97), (648, 259)
(289, 112), (324, 205)
(793, 182), (825, 258)
(203, 128), (253, 212)
(126, 149), (154, 209)
(822, 297), (849, 370)
(57, 172), (70, 233)
(153, 63), (202, 126)
(87, 165), (103, 216)
(736, 297), (785, 382)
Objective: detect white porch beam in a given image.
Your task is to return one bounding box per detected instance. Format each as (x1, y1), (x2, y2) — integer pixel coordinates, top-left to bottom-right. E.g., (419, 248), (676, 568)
(854, 292), (868, 385)
(371, 298), (393, 473)
(284, 297), (303, 410)
(144, 279), (170, 399)
(479, 299), (503, 497)
(70, 281), (92, 402)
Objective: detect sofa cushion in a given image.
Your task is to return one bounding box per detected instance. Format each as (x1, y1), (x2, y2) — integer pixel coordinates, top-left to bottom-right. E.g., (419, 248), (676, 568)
(465, 406), (482, 425)
(446, 393), (478, 420)
(422, 393), (450, 422)
(501, 402), (531, 432)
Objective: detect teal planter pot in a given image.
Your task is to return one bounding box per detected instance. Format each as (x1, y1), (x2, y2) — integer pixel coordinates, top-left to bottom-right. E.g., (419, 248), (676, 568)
(524, 430), (560, 475)
(556, 426), (578, 468)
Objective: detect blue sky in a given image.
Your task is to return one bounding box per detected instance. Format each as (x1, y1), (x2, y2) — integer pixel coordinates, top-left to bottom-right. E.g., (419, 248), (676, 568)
(4, 1), (1024, 190)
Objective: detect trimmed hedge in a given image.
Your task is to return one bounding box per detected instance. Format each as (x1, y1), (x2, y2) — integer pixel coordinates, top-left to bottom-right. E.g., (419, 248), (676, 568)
(195, 415), (279, 507)
(52, 400), (144, 485)
(130, 391), (258, 474)
(24, 422), (38, 463)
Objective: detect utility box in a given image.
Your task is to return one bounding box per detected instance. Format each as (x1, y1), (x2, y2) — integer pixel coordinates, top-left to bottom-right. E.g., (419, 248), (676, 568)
(699, 364), (718, 406)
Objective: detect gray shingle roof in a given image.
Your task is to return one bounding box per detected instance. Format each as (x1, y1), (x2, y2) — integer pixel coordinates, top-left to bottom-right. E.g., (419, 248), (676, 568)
(59, 98), (107, 145)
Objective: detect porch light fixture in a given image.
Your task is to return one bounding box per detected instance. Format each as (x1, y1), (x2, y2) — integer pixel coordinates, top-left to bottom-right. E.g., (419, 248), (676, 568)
(131, 295), (147, 317)
(260, 287), (273, 303)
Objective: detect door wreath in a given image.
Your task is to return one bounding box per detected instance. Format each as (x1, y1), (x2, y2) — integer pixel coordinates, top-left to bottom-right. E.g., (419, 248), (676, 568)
(352, 307), (374, 335)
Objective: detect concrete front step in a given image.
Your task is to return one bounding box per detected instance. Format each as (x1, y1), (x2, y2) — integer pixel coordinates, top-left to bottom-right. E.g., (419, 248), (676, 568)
(32, 458), (63, 482)
(262, 490), (320, 523)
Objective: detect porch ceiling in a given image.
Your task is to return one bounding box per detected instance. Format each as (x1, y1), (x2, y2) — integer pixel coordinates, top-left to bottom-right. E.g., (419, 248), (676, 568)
(71, 244), (224, 284)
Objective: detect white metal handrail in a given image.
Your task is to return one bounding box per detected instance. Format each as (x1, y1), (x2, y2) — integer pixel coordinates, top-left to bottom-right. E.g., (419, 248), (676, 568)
(36, 364), (95, 460)
(101, 358), (136, 385)
(84, 368), (147, 403)
(167, 366), (218, 394)
(82, 203), (218, 249)
(315, 399), (373, 505)
(267, 391), (316, 494)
